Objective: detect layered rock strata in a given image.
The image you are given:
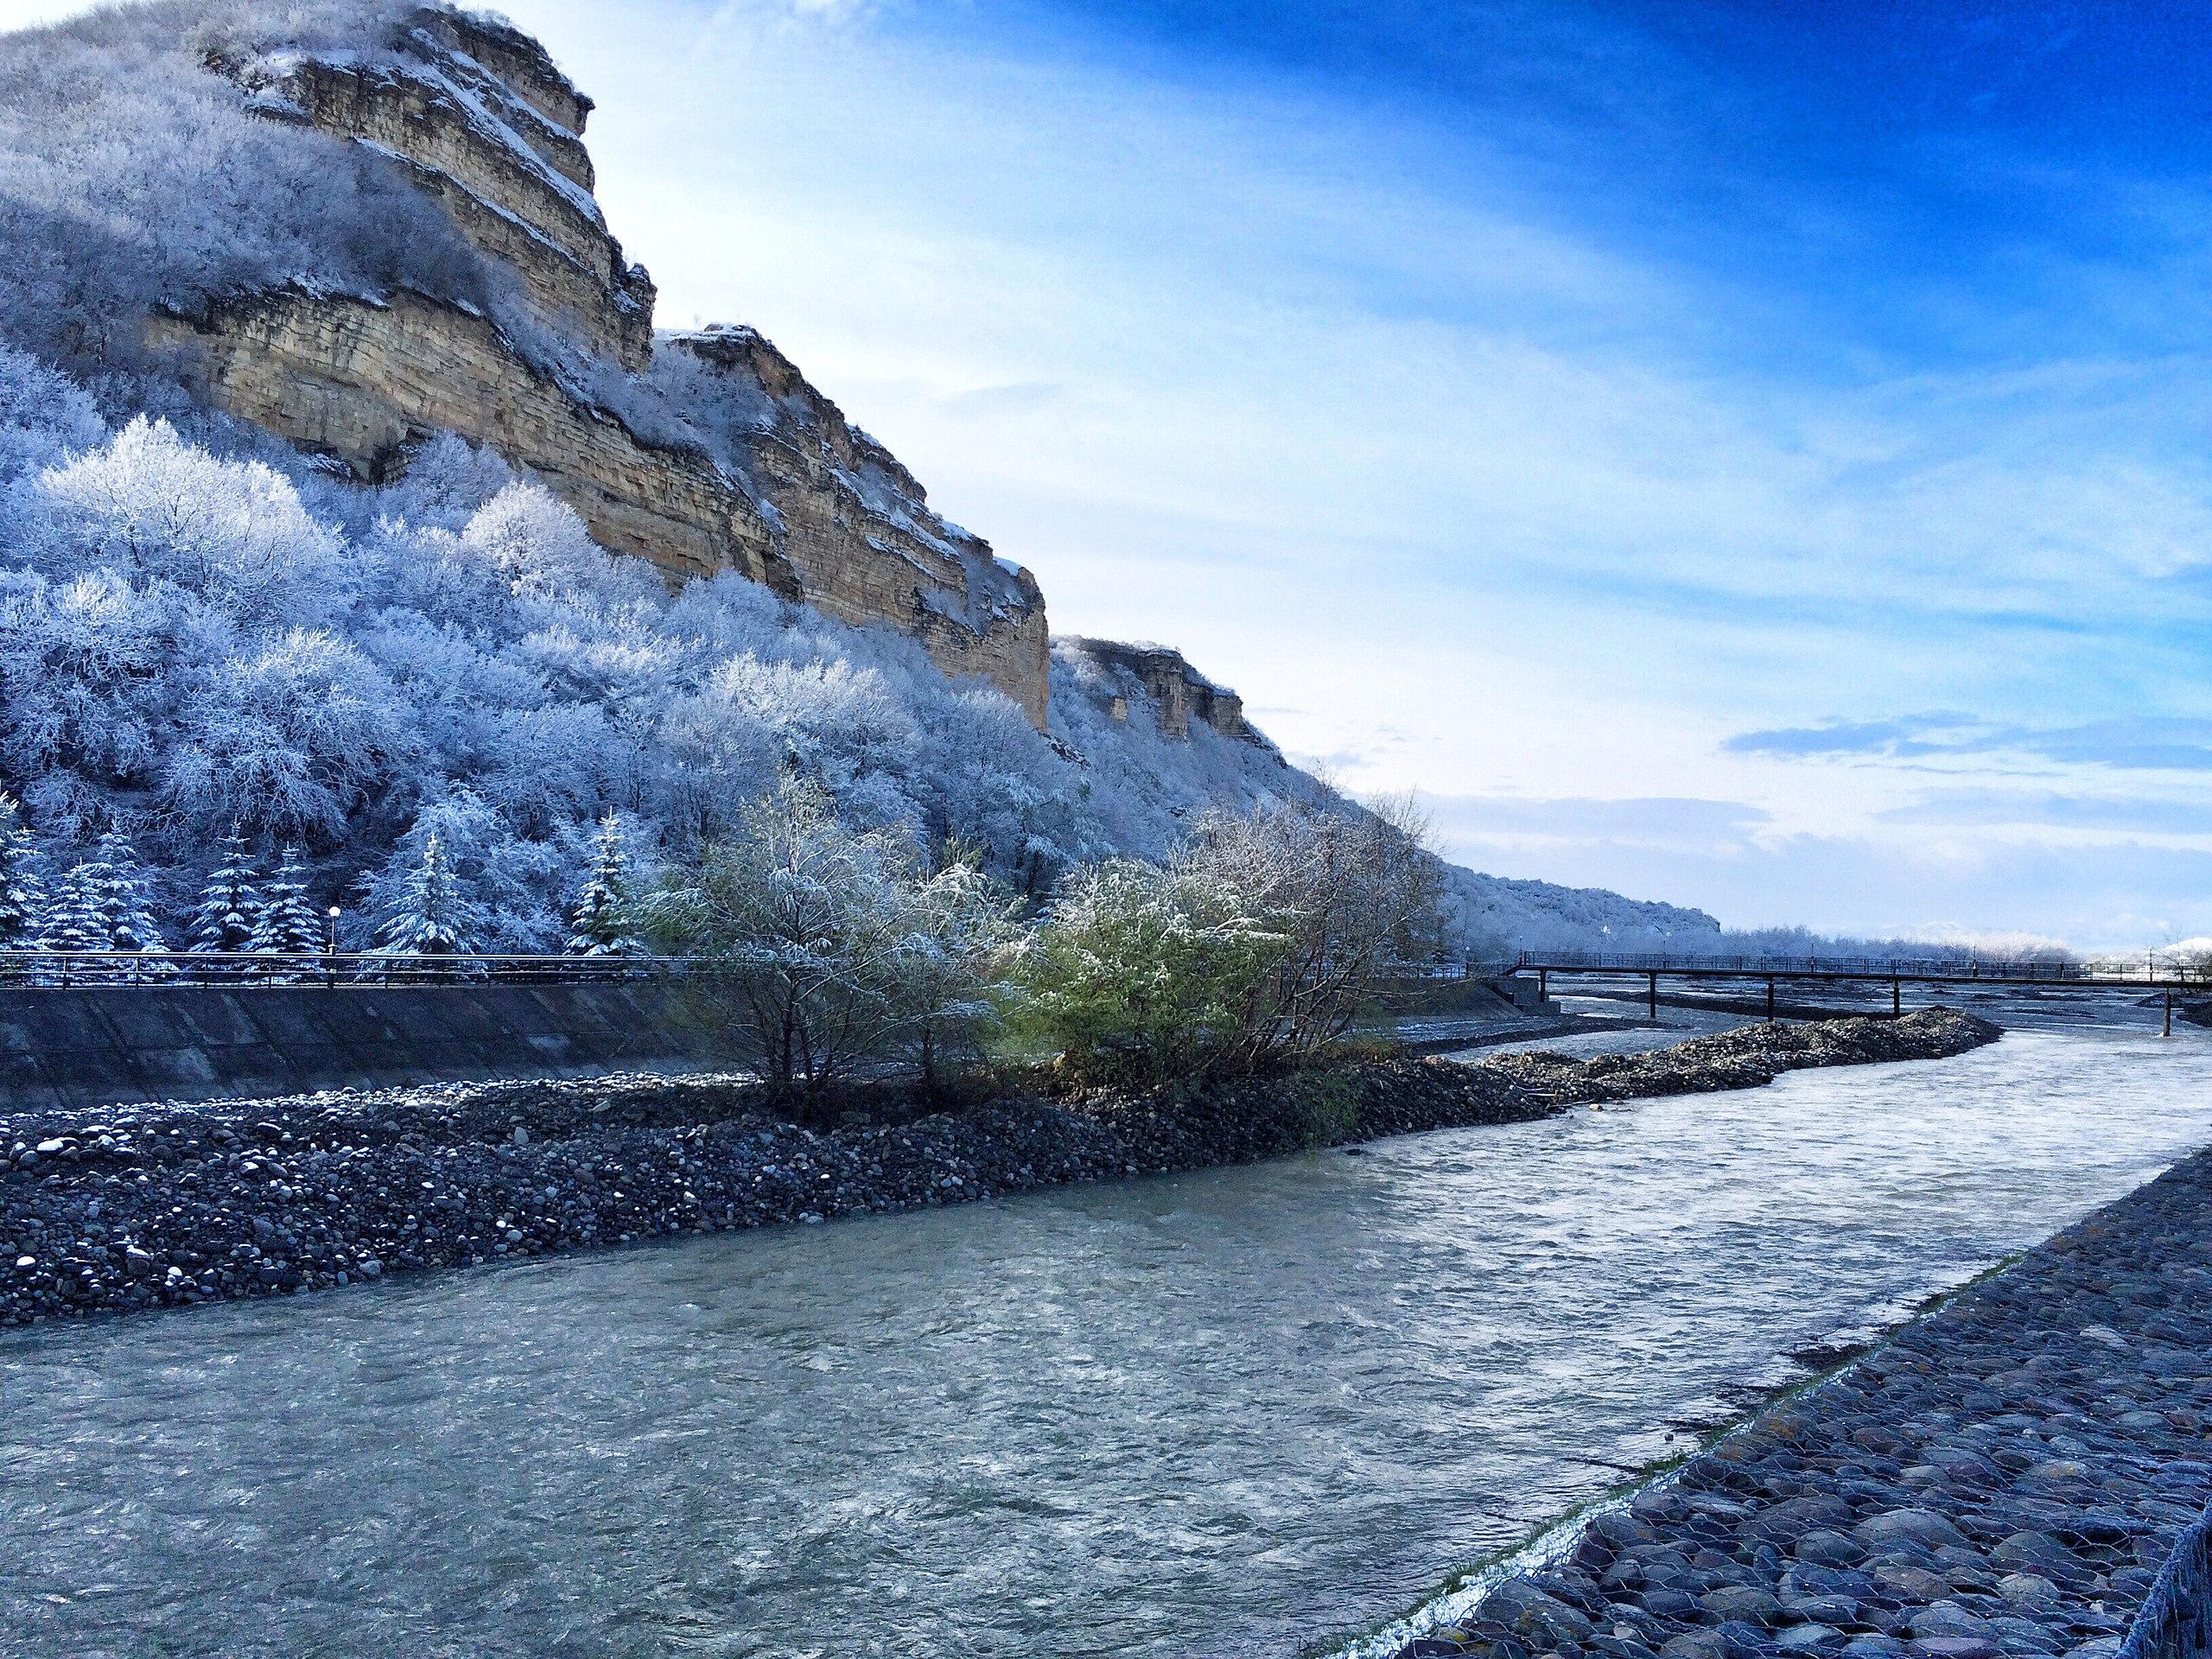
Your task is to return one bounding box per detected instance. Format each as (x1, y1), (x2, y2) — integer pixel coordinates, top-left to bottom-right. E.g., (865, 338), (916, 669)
(1058, 637), (1260, 742)
(153, 5), (1051, 724)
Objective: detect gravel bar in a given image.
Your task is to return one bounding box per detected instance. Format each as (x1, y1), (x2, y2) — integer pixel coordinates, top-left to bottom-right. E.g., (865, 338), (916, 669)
(0, 1007), (1997, 1327)
(1376, 1140), (2212, 1659)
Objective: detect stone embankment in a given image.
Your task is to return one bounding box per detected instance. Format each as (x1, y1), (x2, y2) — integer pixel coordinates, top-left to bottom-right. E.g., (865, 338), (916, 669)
(1378, 1145), (2212, 1659)
(0, 1009), (1995, 1327)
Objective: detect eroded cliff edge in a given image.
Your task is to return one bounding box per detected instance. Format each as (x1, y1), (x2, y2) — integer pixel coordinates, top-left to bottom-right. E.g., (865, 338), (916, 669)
(143, 5), (1051, 726)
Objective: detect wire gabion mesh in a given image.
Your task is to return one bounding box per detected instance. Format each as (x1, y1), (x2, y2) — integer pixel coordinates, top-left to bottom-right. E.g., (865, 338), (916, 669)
(1369, 1151), (2212, 1659)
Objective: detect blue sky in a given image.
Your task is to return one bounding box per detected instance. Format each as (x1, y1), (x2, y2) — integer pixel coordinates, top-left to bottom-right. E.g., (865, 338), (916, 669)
(13, 0), (2212, 944)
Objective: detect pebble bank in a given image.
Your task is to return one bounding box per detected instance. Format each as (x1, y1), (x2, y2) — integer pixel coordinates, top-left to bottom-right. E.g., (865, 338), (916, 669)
(1376, 1143), (2212, 1659)
(0, 1008), (1996, 1327)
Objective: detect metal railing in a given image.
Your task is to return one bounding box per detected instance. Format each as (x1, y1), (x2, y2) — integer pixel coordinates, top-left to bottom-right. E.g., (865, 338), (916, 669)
(0, 950), (696, 988)
(1503, 950), (2211, 988)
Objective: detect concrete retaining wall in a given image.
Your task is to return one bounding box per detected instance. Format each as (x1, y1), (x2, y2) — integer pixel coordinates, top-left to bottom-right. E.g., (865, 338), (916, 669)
(0, 982), (746, 1111)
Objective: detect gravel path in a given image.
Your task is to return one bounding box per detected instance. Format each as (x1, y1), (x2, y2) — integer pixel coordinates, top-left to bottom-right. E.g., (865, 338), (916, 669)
(1377, 1139), (2212, 1659)
(0, 1009), (1996, 1328)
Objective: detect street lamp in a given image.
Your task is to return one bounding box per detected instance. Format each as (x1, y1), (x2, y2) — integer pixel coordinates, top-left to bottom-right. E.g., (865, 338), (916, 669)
(326, 906), (341, 955)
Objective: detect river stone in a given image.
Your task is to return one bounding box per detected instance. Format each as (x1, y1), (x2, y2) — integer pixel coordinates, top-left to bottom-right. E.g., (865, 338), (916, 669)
(1796, 1530), (1865, 1567)
(1485, 1581), (1595, 1644)
(1700, 1586), (1781, 1624)
(1776, 1626), (1846, 1654)
(1984, 1616), (2063, 1653)
(1854, 1510), (1968, 1551)
(1908, 1602), (1991, 1640)
(1909, 1639), (2000, 1659)
(1873, 1564), (1953, 1602)
(1990, 1533), (2088, 1585)
(1997, 1573), (2058, 1606)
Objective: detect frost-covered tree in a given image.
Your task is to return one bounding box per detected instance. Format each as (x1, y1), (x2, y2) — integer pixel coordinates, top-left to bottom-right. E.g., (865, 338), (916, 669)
(566, 812), (639, 956)
(188, 832), (262, 953)
(0, 340), (1709, 961)
(37, 864), (99, 954)
(0, 794), (45, 950)
(372, 833), (486, 958)
(646, 779), (1015, 1101)
(38, 830), (172, 975)
(248, 845), (324, 958)
(890, 849), (1023, 1093)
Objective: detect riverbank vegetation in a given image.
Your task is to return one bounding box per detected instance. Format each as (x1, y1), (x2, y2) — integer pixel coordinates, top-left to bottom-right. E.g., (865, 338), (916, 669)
(640, 779), (1448, 1106)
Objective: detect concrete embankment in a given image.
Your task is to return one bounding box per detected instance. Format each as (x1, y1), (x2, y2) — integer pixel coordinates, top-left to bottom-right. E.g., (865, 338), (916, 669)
(0, 982), (750, 1111)
(0, 1009), (1997, 1328)
(1374, 1144), (2212, 1659)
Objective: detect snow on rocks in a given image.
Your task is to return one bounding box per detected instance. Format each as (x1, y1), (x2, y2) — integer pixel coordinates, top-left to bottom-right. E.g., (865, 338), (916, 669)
(0, 1011), (1997, 1329)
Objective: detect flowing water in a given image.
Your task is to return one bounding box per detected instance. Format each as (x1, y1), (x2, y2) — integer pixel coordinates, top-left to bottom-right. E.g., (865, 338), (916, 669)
(3, 1027), (2208, 1659)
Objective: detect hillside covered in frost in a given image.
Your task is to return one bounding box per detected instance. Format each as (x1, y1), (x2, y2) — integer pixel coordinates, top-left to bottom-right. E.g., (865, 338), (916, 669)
(0, 0), (1724, 954)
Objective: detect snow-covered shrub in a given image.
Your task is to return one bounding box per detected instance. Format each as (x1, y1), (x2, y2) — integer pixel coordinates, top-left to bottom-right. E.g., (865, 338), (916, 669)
(1181, 794), (1449, 1065)
(645, 778), (1019, 1099)
(0, 343), (104, 486)
(1009, 857), (1291, 1087)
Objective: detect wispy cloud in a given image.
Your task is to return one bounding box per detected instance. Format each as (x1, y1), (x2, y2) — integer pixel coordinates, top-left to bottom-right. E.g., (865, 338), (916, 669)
(1726, 714), (2212, 772)
(1877, 789), (2212, 834)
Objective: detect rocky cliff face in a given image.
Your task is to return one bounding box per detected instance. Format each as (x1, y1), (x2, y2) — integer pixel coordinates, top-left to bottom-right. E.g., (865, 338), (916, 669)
(144, 5), (1050, 726)
(1057, 638), (1262, 744)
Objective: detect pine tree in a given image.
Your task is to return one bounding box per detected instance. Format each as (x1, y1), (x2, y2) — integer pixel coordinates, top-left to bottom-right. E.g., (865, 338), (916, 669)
(41, 832), (170, 976)
(0, 794), (44, 951)
(97, 830), (171, 969)
(188, 832), (262, 954)
(248, 845), (323, 959)
(566, 812), (639, 955)
(373, 833), (481, 957)
(38, 862), (98, 953)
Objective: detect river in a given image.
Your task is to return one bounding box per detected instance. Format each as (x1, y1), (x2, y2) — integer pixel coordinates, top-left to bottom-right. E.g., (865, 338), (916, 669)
(1, 1026), (2206, 1658)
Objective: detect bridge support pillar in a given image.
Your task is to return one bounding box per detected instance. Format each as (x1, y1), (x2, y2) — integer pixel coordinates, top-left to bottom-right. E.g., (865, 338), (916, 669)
(1766, 976), (1776, 1023)
(1892, 976), (1901, 1019)
(1647, 969), (1658, 1020)
(2166, 990), (2174, 1039)
(1537, 968), (1547, 1001)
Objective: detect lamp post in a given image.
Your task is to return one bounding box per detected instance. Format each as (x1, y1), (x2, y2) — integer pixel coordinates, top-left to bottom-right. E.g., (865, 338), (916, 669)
(326, 906), (340, 955)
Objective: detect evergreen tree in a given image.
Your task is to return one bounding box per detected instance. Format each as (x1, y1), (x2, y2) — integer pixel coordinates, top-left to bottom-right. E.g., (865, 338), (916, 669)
(96, 830), (171, 969)
(188, 832), (262, 953)
(248, 845), (324, 958)
(566, 812), (639, 955)
(373, 833), (484, 957)
(38, 863), (99, 953)
(40, 832), (170, 976)
(0, 794), (44, 951)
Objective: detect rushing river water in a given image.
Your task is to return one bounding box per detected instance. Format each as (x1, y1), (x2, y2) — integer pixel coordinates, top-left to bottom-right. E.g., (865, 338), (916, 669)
(3, 1027), (2208, 1658)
